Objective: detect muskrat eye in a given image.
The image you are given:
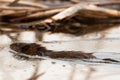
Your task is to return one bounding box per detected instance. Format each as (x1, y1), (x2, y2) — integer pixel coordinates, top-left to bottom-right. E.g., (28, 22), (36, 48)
(38, 51), (46, 56)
